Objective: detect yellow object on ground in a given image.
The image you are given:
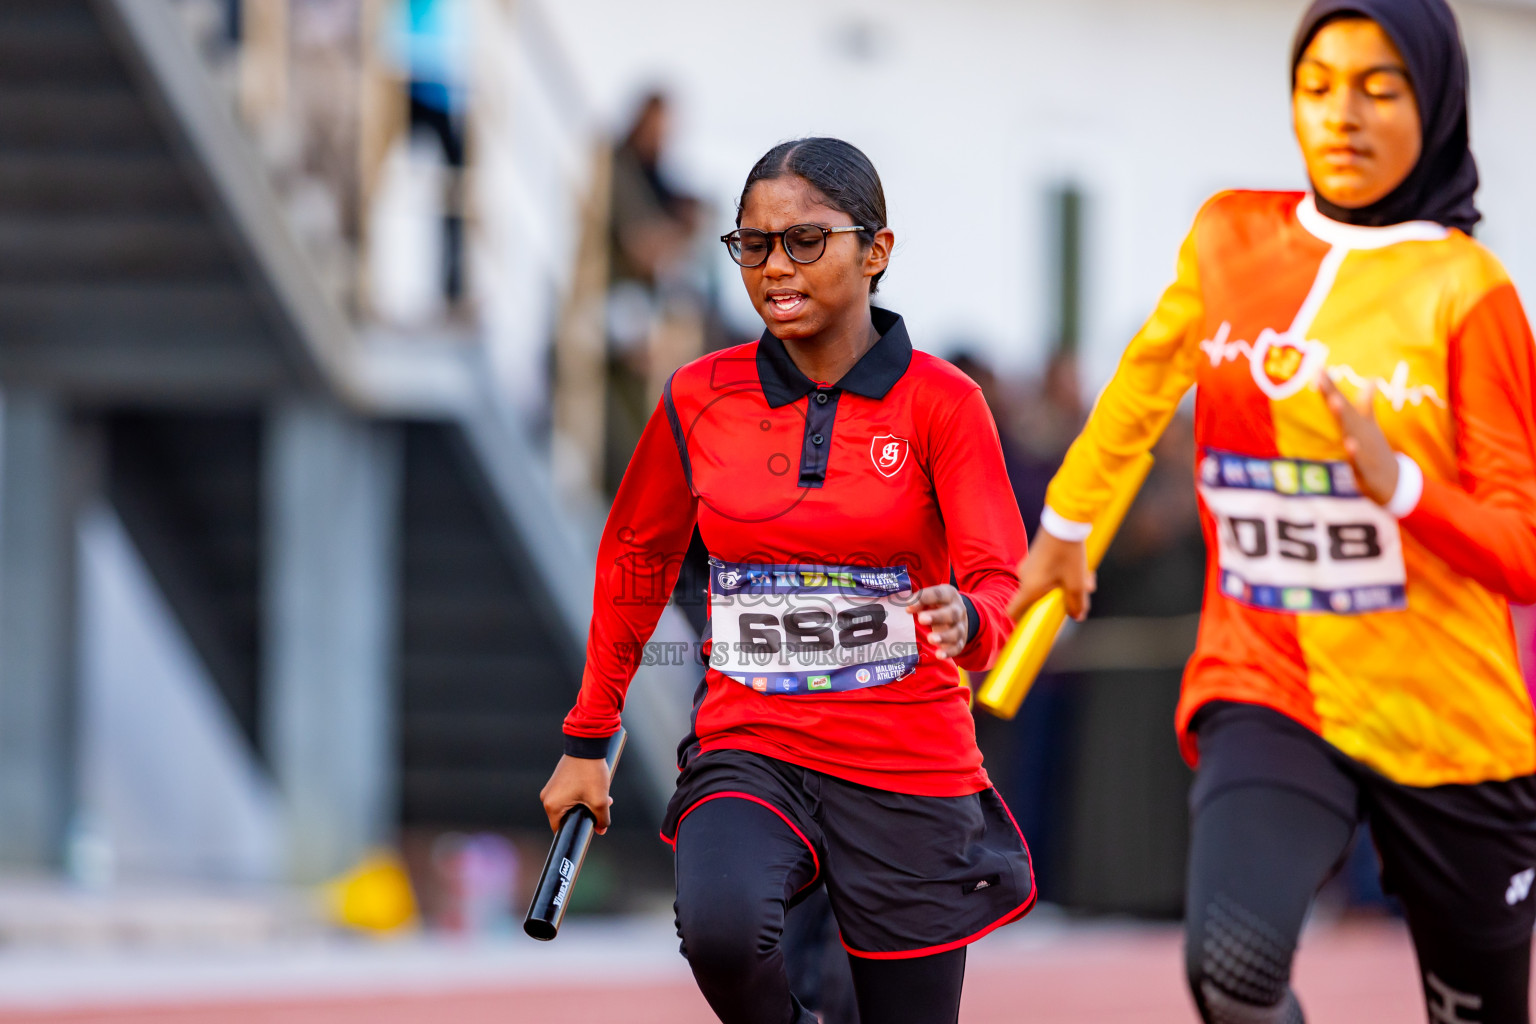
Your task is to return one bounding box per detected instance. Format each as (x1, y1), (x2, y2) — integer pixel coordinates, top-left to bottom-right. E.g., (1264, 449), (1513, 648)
(976, 453), (1154, 719)
(322, 850), (419, 934)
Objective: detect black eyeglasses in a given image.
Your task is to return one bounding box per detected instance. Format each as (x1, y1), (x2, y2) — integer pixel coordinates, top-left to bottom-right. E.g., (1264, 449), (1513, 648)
(721, 224), (868, 268)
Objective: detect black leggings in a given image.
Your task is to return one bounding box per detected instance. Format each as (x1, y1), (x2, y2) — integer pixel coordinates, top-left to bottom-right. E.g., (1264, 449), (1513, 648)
(1185, 706), (1535, 1024)
(674, 798), (966, 1024)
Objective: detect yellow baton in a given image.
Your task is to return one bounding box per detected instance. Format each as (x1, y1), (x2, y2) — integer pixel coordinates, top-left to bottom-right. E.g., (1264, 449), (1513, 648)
(976, 452), (1155, 719)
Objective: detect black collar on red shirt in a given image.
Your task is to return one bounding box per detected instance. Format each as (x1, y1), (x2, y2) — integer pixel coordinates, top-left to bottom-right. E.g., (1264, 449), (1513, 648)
(756, 307), (913, 408)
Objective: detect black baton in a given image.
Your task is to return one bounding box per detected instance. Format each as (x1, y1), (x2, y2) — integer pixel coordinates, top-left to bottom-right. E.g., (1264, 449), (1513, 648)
(523, 728), (627, 940)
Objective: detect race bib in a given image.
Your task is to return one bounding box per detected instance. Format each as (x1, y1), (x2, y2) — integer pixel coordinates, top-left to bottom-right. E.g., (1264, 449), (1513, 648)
(1198, 449), (1407, 615)
(708, 560), (920, 694)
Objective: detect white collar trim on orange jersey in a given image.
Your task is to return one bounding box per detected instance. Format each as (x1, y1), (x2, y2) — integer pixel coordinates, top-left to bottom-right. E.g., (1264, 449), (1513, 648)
(1295, 194), (1448, 250)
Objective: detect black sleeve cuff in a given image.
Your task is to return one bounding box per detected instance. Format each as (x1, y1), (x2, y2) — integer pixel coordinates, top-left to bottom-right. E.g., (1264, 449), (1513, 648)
(960, 595), (981, 651)
(564, 733), (613, 759)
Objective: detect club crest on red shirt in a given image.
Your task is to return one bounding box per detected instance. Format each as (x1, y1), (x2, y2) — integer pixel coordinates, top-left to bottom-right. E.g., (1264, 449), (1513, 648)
(870, 435), (909, 477)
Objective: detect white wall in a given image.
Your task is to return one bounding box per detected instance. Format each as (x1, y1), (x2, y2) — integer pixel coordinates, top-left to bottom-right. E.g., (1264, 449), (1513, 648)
(542, 0), (1536, 388)
(1460, 2), (1536, 290)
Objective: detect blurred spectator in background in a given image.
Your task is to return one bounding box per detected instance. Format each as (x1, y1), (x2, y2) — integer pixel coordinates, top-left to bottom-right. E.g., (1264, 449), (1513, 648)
(1089, 411), (1204, 617)
(285, 0), (366, 303)
(390, 0), (468, 305)
(608, 92), (700, 291)
(950, 348), (1087, 537)
(431, 833), (519, 935)
(1013, 351), (1088, 536)
(948, 350), (1029, 515)
(603, 92), (703, 493)
(601, 92), (717, 633)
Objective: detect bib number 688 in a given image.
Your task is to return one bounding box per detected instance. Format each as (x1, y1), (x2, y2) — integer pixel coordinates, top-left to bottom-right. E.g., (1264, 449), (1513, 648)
(739, 603), (889, 654)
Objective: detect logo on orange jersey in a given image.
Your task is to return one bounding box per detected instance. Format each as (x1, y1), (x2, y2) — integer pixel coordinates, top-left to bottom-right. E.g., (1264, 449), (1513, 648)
(870, 435), (910, 477)
(1202, 322), (1448, 410)
(1262, 342), (1306, 385)
(1200, 322), (1329, 401)
(1248, 329), (1329, 400)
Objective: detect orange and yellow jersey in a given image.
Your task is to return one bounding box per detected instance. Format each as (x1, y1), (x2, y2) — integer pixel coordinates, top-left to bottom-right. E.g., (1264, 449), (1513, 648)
(1043, 190), (1536, 787)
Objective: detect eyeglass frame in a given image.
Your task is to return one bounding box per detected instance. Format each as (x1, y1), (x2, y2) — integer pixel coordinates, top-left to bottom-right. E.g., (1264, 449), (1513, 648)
(719, 224), (870, 268)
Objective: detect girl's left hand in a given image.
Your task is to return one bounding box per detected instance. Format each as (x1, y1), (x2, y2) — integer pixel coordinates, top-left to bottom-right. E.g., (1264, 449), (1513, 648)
(909, 584), (969, 660)
(1318, 373), (1400, 505)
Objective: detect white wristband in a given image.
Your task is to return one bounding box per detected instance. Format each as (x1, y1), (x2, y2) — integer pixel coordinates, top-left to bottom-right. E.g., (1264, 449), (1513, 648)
(1040, 506), (1093, 543)
(1385, 453), (1424, 518)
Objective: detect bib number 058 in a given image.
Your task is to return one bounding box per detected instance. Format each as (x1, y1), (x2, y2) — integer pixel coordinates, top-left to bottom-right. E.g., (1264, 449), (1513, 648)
(1223, 517), (1383, 562)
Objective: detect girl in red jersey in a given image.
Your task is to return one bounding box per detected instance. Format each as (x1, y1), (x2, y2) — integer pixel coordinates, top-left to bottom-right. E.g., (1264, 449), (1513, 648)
(1013, 2), (1536, 1022)
(540, 138), (1032, 1024)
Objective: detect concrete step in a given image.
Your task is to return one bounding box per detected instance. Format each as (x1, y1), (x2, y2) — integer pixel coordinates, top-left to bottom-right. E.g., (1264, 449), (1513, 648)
(0, 0), (96, 32)
(0, 215), (235, 284)
(402, 717), (563, 767)
(0, 283), (266, 346)
(0, 153), (196, 215)
(0, 878), (316, 950)
(399, 592), (533, 634)
(0, 89), (160, 153)
(400, 673), (572, 719)
(0, 332), (285, 398)
(0, 26), (125, 88)
(399, 652), (568, 698)
(401, 544), (523, 592)
(402, 712), (564, 750)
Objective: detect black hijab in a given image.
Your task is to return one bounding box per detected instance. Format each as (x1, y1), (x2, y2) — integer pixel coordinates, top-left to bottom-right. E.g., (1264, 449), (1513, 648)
(1291, 0), (1480, 233)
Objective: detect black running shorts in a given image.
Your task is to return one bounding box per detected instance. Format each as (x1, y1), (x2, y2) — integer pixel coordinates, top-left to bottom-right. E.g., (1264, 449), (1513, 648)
(662, 748), (1035, 958)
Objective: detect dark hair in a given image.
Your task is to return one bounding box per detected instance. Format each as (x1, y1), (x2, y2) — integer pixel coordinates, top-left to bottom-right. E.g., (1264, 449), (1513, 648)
(736, 137), (889, 293)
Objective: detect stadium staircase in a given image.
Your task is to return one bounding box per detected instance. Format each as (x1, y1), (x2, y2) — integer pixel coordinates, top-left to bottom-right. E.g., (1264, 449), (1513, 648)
(0, 0), (673, 846)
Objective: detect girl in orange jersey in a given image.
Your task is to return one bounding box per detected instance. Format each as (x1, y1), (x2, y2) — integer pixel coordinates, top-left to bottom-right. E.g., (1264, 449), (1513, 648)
(1011, 1), (1536, 1021)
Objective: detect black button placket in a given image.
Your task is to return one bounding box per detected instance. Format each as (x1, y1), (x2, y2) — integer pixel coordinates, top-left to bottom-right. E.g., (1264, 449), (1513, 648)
(798, 386), (842, 488)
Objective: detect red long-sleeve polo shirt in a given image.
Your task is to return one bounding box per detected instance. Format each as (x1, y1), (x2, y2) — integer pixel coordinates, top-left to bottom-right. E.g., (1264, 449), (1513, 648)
(563, 309), (1027, 796)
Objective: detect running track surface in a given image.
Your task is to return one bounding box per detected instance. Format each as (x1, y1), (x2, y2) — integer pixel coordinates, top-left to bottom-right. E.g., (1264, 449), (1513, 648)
(0, 916), (1501, 1023)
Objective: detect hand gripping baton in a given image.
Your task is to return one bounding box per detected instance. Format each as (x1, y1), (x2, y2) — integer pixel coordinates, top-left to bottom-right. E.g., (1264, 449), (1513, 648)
(523, 728), (626, 940)
(976, 454), (1154, 720)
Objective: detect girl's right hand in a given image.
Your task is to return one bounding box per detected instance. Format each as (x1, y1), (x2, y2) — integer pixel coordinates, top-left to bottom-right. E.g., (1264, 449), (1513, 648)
(1007, 531), (1096, 622)
(539, 754), (614, 835)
